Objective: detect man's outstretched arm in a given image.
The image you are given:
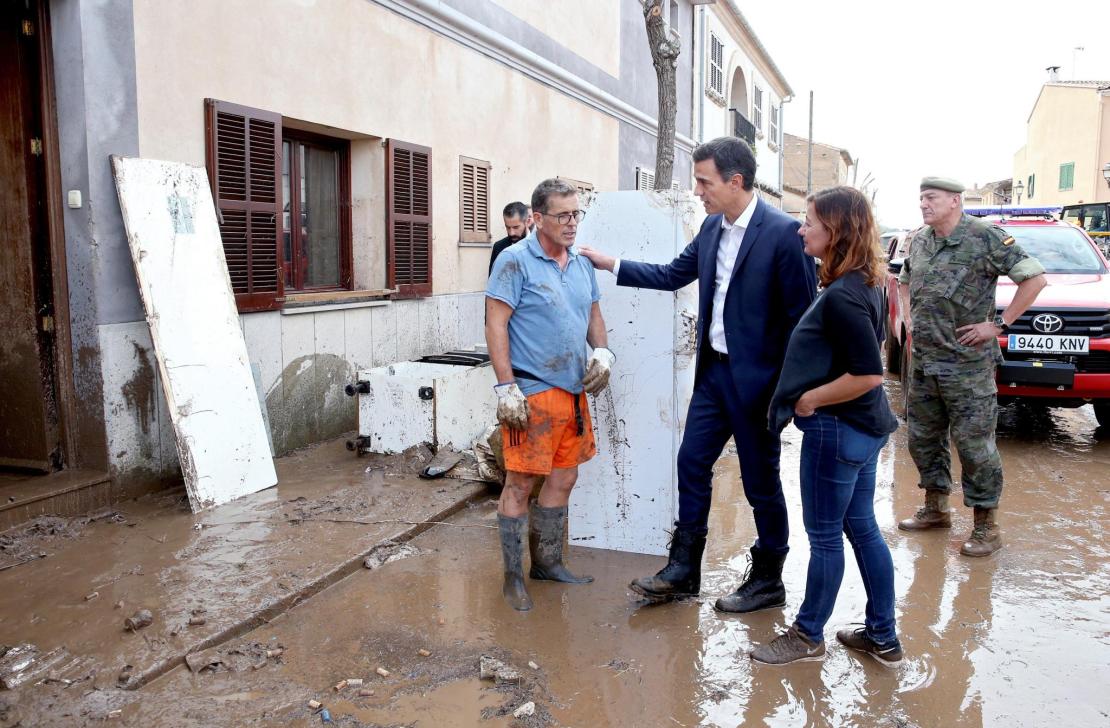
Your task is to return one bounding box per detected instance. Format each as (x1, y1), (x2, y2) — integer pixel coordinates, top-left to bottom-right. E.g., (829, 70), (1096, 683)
(577, 216), (714, 292)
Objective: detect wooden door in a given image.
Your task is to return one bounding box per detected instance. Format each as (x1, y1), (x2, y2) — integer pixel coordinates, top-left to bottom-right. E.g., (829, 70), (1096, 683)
(0, 1), (61, 471)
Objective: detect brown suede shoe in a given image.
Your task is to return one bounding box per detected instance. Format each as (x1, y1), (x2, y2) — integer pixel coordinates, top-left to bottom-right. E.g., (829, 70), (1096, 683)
(750, 625), (826, 665)
(898, 490), (952, 531)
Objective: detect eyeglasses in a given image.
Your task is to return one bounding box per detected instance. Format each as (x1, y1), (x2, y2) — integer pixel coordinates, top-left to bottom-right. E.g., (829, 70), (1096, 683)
(539, 210), (586, 225)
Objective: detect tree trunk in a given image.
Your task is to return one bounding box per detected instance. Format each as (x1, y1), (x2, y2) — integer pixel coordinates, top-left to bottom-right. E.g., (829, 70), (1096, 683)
(643, 0), (680, 191)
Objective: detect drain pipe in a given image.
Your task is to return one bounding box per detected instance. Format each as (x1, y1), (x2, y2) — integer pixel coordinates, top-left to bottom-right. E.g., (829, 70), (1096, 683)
(696, 5), (705, 145)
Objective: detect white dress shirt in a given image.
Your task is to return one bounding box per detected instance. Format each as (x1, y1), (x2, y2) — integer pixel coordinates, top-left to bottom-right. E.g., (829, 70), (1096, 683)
(609, 194), (758, 355)
(708, 194), (758, 354)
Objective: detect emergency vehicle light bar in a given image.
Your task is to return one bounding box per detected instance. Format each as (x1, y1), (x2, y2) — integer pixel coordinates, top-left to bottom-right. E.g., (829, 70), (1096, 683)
(965, 205), (1062, 218)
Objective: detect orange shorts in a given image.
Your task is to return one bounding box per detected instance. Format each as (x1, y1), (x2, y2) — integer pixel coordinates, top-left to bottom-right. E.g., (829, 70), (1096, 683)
(502, 388), (597, 476)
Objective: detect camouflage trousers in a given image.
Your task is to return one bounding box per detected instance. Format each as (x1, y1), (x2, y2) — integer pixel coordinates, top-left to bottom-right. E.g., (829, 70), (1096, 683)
(906, 366), (1003, 508)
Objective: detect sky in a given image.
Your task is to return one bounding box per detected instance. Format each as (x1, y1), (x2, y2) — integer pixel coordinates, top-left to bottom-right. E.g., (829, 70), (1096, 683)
(740, 0), (1110, 228)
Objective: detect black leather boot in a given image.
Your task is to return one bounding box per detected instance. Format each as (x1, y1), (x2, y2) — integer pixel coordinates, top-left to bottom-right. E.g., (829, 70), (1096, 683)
(714, 546), (787, 613)
(498, 513), (533, 611)
(629, 527), (707, 602)
(529, 503), (593, 583)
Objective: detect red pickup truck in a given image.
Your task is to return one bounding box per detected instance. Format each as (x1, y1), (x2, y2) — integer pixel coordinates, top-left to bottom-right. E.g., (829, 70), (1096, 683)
(885, 214), (1110, 428)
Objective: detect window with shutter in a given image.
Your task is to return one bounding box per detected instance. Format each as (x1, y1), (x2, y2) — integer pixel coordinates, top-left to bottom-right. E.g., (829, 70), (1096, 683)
(459, 156), (491, 244)
(636, 167), (680, 192)
(280, 130), (353, 292)
(707, 33), (724, 96)
(386, 139), (433, 298)
(752, 86), (763, 133)
(205, 99), (283, 313)
(1059, 162), (1074, 191)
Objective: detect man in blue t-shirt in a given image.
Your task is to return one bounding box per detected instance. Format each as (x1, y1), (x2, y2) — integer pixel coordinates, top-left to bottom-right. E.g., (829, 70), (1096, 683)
(485, 178), (614, 611)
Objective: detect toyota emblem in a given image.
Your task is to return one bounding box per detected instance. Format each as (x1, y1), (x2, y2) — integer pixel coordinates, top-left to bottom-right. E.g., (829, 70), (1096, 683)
(1031, 313), (1064, 333)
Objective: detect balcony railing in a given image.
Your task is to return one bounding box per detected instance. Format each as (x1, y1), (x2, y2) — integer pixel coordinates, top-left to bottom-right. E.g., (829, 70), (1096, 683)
(731, 109), (755, 145)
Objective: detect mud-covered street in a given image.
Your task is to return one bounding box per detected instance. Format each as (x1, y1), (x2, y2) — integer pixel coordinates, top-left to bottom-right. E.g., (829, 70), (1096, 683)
(1, 379), (1106, 727)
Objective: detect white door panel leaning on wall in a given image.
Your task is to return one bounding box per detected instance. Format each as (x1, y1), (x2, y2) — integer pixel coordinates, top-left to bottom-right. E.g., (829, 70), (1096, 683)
(111, 156), (277, 511)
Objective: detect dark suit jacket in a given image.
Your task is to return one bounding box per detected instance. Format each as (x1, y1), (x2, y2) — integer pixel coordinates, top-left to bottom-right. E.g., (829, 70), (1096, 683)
(488, 236), (514, 275)
(617, 200), (817, 412)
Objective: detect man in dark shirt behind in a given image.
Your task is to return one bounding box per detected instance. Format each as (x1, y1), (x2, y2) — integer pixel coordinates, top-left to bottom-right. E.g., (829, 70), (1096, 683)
(489, 201), (533, 275)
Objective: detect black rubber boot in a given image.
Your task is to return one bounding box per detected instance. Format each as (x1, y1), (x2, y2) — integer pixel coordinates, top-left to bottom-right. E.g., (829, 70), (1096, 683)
(629, 527), (707, 602)
(497, 513), (533, 611)
(528, 504), (593, 583)
(714, 546), (787, 613)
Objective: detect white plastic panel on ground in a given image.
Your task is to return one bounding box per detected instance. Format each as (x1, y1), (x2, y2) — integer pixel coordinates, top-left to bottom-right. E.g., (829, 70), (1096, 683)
(432, 364), (498, 450)
(360, 362), (442, 453)
(357, 361), (496, 453)
(571, 191), (703, 556)
(111, 156), (277, 511)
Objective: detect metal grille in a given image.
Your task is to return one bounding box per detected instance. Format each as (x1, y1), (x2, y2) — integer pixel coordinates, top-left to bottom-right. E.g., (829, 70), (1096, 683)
(733, 110), (755, 145)
(1001, 307), (1110, 338)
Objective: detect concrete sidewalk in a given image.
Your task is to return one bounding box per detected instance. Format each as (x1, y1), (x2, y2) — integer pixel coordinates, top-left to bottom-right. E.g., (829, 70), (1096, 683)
(0, 437), (488, 696)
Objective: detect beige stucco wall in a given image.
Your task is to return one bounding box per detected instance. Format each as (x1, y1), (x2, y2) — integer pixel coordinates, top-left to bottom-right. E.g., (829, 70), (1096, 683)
(1013, 85), (1110, 206)
(782, 188), (805, 218)
(132, 0), (620, 297)
(489, 0), (620, 78)
(1096, 96), (1110, 202)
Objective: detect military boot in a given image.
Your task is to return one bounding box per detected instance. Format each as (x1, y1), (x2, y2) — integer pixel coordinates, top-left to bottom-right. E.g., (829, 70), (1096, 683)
(528, 503), (593, 584)
(960, 507), (1002, 557)
(897, 490), (952, 531)
(714, 546), (787, 613)
(497, 513), (533, 611)
(629, 527), (707, 602)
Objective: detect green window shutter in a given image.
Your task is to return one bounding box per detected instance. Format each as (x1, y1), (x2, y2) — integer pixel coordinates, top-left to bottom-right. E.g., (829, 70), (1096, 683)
(1059, 163), (1074, 191)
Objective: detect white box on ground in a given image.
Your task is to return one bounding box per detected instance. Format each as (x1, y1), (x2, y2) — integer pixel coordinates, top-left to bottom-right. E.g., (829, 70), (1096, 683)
(571, 191), (703, 556)
(357, 361), (497, 453)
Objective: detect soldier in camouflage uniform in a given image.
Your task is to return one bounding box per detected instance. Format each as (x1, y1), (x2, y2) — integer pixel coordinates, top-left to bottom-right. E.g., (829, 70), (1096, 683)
(897, 177), (1046, 556)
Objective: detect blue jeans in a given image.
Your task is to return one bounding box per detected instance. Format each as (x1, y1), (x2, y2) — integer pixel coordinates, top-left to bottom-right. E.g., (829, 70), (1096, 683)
(793, 412), (898, 647)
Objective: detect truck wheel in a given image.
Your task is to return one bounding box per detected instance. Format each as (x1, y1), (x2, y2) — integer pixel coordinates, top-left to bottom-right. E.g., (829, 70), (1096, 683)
(1095, 402), (1110, 428)
(884, 324), (900, 374)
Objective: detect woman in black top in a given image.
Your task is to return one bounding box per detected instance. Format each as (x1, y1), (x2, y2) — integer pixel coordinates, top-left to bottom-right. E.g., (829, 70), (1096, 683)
(750, 186), (902, 667)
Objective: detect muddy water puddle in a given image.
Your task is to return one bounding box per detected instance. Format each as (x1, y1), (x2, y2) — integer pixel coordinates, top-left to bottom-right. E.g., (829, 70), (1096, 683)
(7, 394), (1110, 727)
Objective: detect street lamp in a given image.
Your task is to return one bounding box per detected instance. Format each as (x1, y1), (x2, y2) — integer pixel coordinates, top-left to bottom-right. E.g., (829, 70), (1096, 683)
(1014, 180), (1025, 205)
(1102, 162), (1110, 189)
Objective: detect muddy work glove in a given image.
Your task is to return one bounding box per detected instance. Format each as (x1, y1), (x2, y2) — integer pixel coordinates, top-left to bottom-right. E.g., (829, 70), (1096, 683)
(581, 347), (615, 395)
(494, 382), (529, 431)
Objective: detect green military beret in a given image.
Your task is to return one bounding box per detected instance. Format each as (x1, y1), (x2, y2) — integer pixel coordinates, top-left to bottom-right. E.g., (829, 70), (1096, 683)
(920, 176), (965, 193)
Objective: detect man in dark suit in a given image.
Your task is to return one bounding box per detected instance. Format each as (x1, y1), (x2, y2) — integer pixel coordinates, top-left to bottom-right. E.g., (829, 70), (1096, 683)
(578, 137), (816, 613)
(488, 201), (534, 275)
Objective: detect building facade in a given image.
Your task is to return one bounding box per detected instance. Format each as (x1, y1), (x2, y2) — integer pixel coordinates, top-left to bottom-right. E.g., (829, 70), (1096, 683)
(1013, 80), (1110, 207)
(780, 133), (855, 218)
(964, 179), (1013, 207)
(2, 0), (701, 520)
(695, 0), (792, 206)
